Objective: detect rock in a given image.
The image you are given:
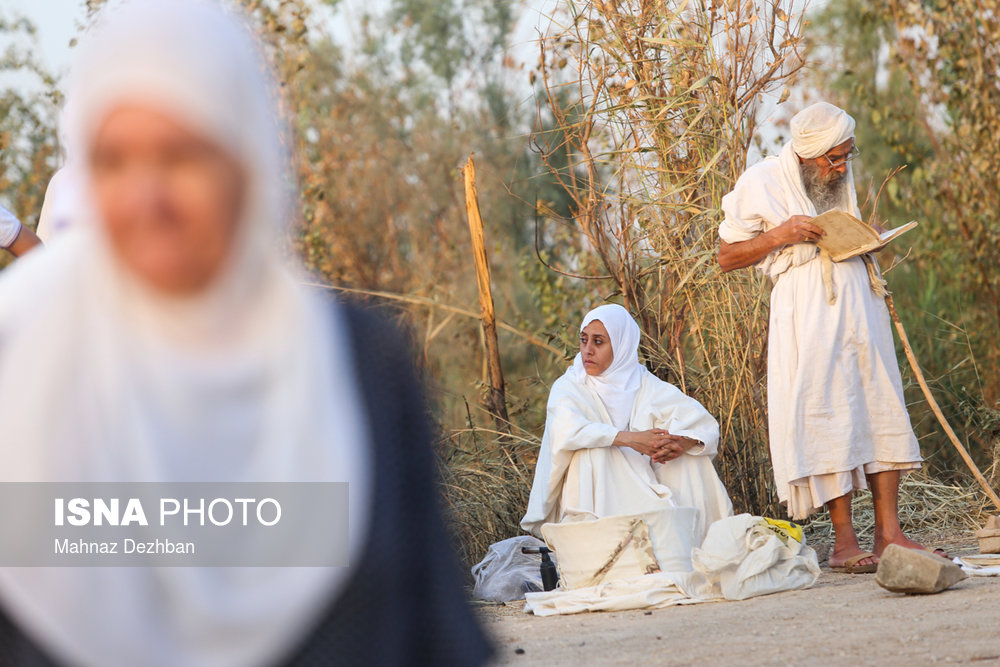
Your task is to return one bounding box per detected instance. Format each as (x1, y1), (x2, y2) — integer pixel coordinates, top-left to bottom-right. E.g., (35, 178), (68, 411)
(976, 526), (1000, 554)
(977, 515), (1000, 553)
(875, 543), (966, 594)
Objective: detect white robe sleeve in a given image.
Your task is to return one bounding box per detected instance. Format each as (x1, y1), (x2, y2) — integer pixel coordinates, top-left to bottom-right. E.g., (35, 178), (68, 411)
(0, 205), (23, 248)
(718, 152), (821, 280)
(520, 375), (620, 535)
(718, 158), (786, 243)
(630, 371), (720, 458)
(545, 399), (620, 453)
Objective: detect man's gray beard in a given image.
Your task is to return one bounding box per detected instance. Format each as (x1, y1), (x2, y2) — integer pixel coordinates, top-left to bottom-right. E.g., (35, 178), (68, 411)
(801, 161), (847, 213)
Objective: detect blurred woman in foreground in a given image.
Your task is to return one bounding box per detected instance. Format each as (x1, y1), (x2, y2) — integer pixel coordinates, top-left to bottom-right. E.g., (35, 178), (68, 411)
(0, 1), (490, 665)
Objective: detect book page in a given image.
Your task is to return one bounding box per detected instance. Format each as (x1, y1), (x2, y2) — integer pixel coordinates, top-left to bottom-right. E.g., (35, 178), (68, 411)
(811, 209), (881, 262)
(878, 220), (919, 245)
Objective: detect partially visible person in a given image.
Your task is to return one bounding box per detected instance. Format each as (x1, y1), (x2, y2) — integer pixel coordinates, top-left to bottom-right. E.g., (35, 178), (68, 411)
(0, 205), (42, 257)
(0, 1), (491, 665)
(521, 304), (733, 544)
(36, 165), (81, 243)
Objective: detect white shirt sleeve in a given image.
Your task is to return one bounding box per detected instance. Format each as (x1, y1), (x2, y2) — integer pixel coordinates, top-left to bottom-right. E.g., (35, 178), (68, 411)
(0, 205), (23, 248)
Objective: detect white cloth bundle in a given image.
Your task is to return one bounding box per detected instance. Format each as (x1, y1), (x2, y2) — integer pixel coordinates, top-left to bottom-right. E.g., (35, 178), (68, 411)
(691, 514), (820, 601)
(523, 515), (820, 615)
(540, 507), (699, 589)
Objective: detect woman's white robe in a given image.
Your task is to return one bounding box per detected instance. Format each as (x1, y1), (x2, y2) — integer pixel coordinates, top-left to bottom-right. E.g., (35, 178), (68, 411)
(719, 144), (921, 519)
(521, 367), (733, 544)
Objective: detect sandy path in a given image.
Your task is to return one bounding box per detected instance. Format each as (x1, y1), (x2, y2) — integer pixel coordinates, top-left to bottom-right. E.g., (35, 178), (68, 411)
(477, 542), (1000, 666)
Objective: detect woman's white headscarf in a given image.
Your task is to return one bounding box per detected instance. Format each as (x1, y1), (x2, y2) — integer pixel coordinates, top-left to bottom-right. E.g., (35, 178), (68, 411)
(572, 304), (643, 430)
(0, 2), (370, 666)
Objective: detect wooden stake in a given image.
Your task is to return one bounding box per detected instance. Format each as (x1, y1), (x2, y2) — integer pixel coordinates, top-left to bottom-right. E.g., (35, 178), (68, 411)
(885, 294), (1000, 512)
(462, 154), (510, 433)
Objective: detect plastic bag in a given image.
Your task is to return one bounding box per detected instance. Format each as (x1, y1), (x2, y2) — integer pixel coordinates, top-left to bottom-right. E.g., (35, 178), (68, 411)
(471, 535), (557, 602)
(691, 514), (820, 601)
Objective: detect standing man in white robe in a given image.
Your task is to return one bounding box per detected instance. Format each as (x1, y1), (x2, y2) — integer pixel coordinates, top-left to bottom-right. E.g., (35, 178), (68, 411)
(717, 102), (932, 573)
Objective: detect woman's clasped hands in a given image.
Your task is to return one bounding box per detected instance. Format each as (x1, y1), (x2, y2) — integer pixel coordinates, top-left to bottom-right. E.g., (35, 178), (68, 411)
(613, 428), (700, 464)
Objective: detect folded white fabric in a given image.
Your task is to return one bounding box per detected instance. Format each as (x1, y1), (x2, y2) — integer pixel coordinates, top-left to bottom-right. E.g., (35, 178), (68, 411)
(691, 514), (820, 601)
(524, 571), (716, 616)
(954, 555), (1000, 577)
(540, 506), (698, 590)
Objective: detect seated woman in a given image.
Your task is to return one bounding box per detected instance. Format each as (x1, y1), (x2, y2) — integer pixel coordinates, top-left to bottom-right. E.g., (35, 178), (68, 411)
(521, 304), (733, 544)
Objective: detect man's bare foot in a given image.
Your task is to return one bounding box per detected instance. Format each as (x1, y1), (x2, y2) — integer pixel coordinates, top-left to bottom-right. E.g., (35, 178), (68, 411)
(873, 534), (949, 559)
(828, 545), (878, 569)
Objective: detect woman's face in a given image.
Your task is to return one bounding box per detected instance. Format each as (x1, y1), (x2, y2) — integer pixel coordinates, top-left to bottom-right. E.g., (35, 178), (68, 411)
(579, 320), (614, 376)
(90, 105), (245, 295)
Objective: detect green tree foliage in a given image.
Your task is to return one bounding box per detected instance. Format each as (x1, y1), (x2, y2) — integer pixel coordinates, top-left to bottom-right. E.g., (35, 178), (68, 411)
(390, 0), (513, 89)
(284, 0), (569, 433)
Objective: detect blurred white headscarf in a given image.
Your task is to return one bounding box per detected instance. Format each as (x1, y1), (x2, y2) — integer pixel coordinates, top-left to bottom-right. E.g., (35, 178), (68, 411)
(0, 2), (370, 666)
(572, 304), (643, 430)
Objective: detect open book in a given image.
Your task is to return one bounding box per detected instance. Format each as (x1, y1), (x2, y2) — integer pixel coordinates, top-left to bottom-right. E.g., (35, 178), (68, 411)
(810, 209), (918, 262)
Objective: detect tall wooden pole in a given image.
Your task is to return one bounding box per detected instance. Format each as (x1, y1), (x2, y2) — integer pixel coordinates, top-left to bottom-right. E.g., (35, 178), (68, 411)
(462, 154), (510, 433)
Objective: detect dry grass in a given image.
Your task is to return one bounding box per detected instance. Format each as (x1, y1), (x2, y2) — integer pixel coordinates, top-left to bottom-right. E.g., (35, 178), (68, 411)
(803, 473), (992, 550)
(442, 429), (994, 569)
(438, 425), (541, 569)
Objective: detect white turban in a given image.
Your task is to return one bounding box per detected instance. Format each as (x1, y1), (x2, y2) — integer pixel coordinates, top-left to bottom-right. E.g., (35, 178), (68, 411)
(790, 102), (856, 159)
(572, 304), (643, 430)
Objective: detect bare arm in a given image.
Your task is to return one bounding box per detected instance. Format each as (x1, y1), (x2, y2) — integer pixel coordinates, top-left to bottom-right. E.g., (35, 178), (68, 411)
(5, 224), (42, 257)
(717, 215), (825, 272)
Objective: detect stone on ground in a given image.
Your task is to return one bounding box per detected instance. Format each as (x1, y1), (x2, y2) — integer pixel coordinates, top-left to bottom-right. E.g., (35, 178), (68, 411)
(875, 543), (966, 594)
(977, 515), (1000, 553)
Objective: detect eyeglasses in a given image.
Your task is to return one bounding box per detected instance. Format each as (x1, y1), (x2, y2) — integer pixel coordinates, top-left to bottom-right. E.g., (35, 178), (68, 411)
(823, 144), (861, 168)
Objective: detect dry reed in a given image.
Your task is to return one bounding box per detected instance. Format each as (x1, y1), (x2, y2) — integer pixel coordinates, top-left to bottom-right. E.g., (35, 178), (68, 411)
(437, 423), (541, 569)
(530, 0), (806, 519)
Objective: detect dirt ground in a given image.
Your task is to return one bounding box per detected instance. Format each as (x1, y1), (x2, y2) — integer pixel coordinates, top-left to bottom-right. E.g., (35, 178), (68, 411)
(476, 536), (1000, 666)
